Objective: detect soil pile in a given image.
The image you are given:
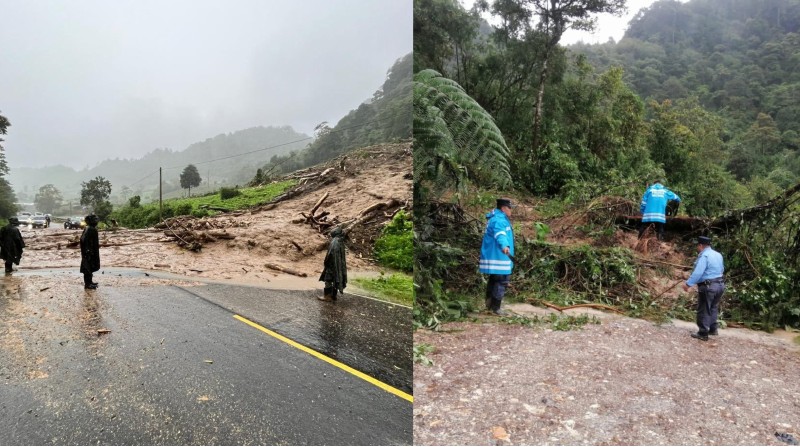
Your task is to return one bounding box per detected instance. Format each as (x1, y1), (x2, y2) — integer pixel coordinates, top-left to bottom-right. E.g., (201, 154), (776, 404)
(19, 142), (412, 287)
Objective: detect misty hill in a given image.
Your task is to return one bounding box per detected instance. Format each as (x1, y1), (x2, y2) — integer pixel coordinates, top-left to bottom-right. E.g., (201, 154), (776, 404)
(9, 126), (309, 204)
(257, 53), (412, 175)
(569, 0), (800, 183)
(9, 52), (412, 205)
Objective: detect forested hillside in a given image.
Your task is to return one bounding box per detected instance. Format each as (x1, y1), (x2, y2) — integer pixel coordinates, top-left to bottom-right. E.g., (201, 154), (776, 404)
(259, 53), (412, 176)
(413, 0), (800, 331)
(572, 0), (800, 187)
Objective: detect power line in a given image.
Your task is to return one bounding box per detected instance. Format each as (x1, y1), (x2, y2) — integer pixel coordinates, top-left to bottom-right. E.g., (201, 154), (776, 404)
(163, 112), (400, 170)
(122, 110), (406, 190)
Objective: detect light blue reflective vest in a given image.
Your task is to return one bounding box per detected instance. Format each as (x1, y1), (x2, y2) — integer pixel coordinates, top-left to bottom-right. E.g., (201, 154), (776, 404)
(640, 183), (680, 223)
(479, 209), (514, 275)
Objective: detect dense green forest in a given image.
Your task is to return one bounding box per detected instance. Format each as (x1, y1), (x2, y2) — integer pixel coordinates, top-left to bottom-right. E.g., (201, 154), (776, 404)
(413, 0), (800, 330)
(572, 0), (800, 188)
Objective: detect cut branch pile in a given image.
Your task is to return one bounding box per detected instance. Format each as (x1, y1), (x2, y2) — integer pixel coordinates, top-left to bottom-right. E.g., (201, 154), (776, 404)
(264, 167), (340, 209)
(158, 217), (238, 252)
(298, 191), (343, 233)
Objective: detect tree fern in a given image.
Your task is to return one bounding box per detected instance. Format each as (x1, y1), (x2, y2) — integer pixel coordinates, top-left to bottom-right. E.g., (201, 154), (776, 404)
(414, 69), (512, 196)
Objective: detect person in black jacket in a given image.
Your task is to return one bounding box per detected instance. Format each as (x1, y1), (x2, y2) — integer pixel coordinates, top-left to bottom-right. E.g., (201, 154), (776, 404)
(0, 217), (25, 273)
(80, 214), (101, 289)
(318, 227), (347, 302)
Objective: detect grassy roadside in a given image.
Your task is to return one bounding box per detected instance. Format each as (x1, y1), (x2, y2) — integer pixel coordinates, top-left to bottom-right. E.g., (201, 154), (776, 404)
(352, 272), (413, 307)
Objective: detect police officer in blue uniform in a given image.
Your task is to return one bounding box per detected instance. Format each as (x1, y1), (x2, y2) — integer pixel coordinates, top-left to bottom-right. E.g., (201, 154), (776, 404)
(479, 198), (515, 316)
(682, 236), (725, 341)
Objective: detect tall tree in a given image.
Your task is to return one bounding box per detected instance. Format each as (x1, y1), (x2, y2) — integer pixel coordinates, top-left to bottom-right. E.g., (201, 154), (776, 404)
(487, 0), (626, 153)
(80, 176), (113, 221)
(34, 184), (63, 214)
(179, 164), (202, 196)
(0, 112), (17, 218)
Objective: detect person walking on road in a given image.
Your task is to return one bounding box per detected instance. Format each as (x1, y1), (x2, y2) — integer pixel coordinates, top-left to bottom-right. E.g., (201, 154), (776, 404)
(0, 217), (25, 273)
(682, 236), (725, 341)
(318, 226), (347, 302)
(639, 179), (681, 241)
(480, 198), (515, 316)
(80, 214), (101, 289)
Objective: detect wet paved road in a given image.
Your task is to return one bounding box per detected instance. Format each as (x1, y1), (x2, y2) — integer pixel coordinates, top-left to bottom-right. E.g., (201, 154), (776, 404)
(0, 273), (412, 445)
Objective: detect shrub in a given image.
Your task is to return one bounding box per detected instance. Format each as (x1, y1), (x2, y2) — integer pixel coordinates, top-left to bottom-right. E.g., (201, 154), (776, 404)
(374, 210), (413, 272)
(220, 187), (241, 200)
(174, 203), (193, 216)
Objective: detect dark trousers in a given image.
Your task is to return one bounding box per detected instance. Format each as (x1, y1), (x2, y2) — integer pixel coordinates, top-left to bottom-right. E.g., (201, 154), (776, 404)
(4, 261), (12, 272)
(696, 282), (725, 335)
(638, 222), (665, 240)
(485, 274), (510, 310)
(84, 272), (93, 286)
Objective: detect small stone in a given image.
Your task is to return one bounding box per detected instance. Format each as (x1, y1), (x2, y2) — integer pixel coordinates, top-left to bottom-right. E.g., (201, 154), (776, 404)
(492, 426), (510, 441)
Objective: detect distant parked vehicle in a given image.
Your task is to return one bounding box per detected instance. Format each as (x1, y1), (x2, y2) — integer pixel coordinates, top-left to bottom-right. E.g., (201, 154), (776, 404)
(17, 215), (33, 226)
(64, 216), (84, 229)
(31, 215), (48, 228)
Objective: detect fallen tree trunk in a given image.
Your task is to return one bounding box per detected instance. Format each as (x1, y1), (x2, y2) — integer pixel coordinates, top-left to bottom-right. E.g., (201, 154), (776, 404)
(342, 199), (402, 235)
(264, 262), (307, 277)
(615, 215), (710, 232)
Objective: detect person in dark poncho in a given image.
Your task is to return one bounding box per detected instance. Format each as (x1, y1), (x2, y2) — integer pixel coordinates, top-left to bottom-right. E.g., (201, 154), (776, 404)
(318, 226), (347, 302)
(0, 217), (25, 273)
(80, 214), (101, 289)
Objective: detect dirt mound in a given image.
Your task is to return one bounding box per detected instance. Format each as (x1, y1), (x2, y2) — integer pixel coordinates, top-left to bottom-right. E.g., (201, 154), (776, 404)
(20, 142), (412, 286)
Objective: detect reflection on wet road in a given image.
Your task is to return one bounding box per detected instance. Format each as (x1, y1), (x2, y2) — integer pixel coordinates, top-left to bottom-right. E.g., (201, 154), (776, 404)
(0, 271), (412, 445)
(180, 283), (412, 394)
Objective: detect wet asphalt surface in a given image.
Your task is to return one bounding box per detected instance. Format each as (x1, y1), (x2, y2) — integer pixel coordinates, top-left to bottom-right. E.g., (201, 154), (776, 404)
(0, 271), (412, 445)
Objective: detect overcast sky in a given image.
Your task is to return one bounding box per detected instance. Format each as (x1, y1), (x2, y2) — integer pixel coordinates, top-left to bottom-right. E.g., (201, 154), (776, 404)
(0, 0), (411, 169)
(460, 0), (684, 45)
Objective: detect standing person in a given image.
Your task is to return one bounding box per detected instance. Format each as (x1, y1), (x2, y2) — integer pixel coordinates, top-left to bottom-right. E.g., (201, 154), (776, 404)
(318, 226), (347, 302)
(682, 236), (725, 341)
(479, 198), (515, 316)
(639, 179), (681, 241)
(80, 214), (100, 289)
(0, 217), (25, 273)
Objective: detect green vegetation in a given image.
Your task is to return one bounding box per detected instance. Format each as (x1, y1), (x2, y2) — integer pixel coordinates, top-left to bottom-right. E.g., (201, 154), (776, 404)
(413, 343), (435, 366)
(111, 180), (295, 228)
(353, 273), (413, 307)
(413, 0), (800, 331)
(374, 210), (413, 272)
(0, 111), (17, 218)
(80, 176), (113, 222)
(219, 186), (242, 200)
(259, 54), (412, 176)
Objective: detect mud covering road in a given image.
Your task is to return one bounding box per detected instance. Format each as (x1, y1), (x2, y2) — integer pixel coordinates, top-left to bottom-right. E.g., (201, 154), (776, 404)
(0, 271), (411, 445)
(414, 307), (800, 446)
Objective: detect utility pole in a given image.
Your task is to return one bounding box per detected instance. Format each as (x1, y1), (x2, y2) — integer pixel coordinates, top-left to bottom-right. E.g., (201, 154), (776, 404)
(159, 167), (163, 222)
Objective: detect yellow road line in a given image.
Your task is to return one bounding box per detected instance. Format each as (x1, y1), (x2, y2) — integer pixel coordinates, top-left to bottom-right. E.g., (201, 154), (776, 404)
(233, 314), (413, 403)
